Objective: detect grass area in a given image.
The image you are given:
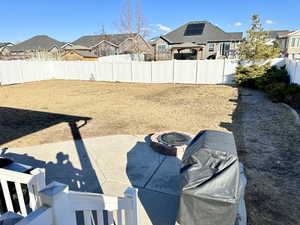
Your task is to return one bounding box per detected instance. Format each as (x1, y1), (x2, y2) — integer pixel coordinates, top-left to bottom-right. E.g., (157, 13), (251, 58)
(0, 80), (237, 147)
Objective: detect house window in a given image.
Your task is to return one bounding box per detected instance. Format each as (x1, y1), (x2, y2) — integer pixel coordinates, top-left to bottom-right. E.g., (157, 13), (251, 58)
(220, 42), (230, 56)
(291, 38), (296, 47)
(158, 45), (167, 50)
(296, 38), (300, 48)
(208, 43), (214, 52)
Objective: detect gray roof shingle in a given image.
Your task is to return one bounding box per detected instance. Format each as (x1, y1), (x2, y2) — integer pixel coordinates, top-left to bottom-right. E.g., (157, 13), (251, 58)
(10, 35), (65, 52)
(266, 30), (291, 39)
(72, 33), (137, 47)
(0, 42), (13, 48)
(161, 21), (243, 44)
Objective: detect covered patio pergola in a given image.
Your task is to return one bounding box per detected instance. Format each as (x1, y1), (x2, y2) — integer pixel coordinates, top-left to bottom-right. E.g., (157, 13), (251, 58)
(171, 42), (205, 60)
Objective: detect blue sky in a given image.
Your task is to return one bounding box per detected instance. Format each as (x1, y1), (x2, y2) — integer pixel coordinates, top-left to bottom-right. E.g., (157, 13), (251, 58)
(1, 0), (299, 43)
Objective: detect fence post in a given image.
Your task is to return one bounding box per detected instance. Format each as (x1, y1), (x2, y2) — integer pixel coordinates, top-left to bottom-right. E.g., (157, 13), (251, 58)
(111, 61), (114, 82)
(195, 60), (199, 84)
(124, 187), (139, 225)
(172, 59), (175, 85)
(222, 59), (226, 84)
(293, 61), (298, 83)
(131, 61), (133, 82)
(150, 61), (153, 83)
(30, 168), (46, 208)
(39, 182), (76, 225)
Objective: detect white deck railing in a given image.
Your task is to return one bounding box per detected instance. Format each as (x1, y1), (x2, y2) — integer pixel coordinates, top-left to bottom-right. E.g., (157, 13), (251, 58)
(0, 167), (45, 216)
(16, 182), (138, 225)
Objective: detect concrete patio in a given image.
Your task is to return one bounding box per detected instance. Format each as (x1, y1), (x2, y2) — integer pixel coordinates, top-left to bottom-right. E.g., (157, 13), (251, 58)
(2, 135), (182, 225)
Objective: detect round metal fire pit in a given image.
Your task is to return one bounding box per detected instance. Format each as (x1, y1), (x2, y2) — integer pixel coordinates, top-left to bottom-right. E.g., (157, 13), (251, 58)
(149, 131), (193, 159)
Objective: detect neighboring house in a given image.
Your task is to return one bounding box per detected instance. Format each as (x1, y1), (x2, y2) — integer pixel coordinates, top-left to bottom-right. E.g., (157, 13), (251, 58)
(61, 49), (98, 61)
(285, 30), (300, 60)
(265, 30), (290, 46)
(153, 21), (243, 60)
(267, 30), (300, 60)
(149, 37), (172, 61)
(9, 35), (65, 59)
(0, 42), (14, 55)
(263, 30), (291, 57)
(72, 33), (154, 60)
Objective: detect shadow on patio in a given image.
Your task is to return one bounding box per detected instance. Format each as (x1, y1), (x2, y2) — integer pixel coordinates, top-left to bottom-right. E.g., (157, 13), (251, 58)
(126, 138), (181, 225)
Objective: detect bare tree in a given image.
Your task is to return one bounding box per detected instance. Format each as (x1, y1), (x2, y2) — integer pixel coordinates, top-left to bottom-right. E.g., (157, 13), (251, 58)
(116, 0), (133, 34)
(135, 0), (149, 38)
(116, 0), (149, 37)
(100, 25), (106, 35)
(114, 0), (151, 60)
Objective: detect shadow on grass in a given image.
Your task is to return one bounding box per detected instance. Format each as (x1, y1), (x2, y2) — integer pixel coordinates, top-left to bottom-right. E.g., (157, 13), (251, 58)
(0, 107), (102, 193)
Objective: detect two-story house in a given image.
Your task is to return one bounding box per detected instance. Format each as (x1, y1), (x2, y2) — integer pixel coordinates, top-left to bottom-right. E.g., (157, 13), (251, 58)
(9, 35), (66, 59)
(152, 21), (243, 60)
(72, 33), (154, 60)
(285, 30), (300, 60)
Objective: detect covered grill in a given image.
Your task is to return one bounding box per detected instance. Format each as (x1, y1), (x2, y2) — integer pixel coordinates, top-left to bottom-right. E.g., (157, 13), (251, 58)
(177, 130), (241, 225)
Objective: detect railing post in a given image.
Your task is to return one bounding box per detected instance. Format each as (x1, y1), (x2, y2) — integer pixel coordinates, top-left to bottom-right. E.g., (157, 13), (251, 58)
(30, 168), (46, 208)
(39, 182), (76, 225)
(124, 187), (139, 225)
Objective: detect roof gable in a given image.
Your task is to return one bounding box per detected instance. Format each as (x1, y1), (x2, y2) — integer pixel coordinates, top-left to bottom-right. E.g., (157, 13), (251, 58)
(10, 35), (65, 52)
(162, 21), (242, 44)
(0, 42), (14, 48)
(265, 30), (291, 39)
(288, 30), (300, 37)
(72, 33), (138, 48)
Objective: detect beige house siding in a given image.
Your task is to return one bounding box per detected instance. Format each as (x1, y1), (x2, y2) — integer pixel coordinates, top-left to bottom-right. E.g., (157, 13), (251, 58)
(92, 41), (118, 57)
(0, 46), (10, 55)
(153, 38), (171, 60)
(287, 31), (300, 59)
(119, 35), (154, 56)
(153, 39), (240, 60)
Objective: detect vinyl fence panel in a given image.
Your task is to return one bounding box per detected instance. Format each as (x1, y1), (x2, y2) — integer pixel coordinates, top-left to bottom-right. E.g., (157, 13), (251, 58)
(113, 61), (132, 82)
(0, 61), (23, 85)
(196, 60), (224, 84)
(292, 61), (300, 85)
(0, 59), (245, 85)
(95, 62), (113, 82)
(151, 61), (173, 83)
(287, 59), (297, 83)
(223, 60), (239, 84)
(174, 60), (197, 84)
(132, 61), (152, 83)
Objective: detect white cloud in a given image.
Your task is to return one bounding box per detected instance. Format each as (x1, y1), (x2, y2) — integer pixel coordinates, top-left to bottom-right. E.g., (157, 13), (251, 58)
(141, 27), (151, 31)
(155, 24), (172, 33)
(233, 22), (243, 27)
(265, 20), (274, 24)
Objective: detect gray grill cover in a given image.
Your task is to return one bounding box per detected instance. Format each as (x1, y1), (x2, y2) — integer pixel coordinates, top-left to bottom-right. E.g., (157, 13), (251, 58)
(177, 130), (240, 225)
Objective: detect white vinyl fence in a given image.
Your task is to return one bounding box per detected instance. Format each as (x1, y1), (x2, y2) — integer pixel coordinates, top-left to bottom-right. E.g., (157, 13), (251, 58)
(286, 59), (300, 85)
(0, 59), (239, 85)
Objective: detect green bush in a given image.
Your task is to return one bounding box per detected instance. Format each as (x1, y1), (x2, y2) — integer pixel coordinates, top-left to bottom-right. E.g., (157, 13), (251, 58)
(285, 83), (300, 97)
(255, 66), (290, 91)
(235, 63), (270, 88)
(235, 63), (300, 103)
(265, 82), (287, 102)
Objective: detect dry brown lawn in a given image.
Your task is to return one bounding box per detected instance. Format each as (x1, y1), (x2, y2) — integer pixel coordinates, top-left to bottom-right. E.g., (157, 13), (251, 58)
(0, 80), (237, 147)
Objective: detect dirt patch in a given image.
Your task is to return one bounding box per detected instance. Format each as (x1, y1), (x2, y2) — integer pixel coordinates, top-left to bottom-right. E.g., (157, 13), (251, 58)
(228, 88), (300, 225)
(0, 80), (237, 147)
